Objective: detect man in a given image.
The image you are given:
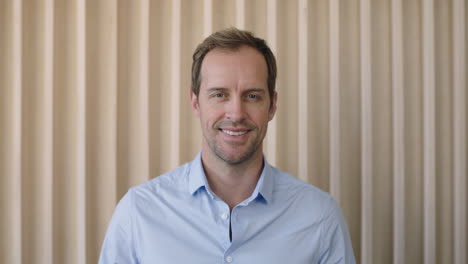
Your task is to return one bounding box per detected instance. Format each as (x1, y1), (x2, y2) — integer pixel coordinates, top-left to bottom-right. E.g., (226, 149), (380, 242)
(100, 28), (355, 263)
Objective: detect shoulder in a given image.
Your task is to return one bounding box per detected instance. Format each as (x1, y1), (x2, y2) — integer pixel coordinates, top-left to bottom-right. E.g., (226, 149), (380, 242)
(271, 166), (336, 211)
(130, 161), (191, 197)
(116, 161), (195, 213)
(267, 166), (345, 229)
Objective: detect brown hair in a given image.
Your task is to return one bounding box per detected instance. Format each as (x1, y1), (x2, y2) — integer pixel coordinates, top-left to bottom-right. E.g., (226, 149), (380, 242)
(191, 27), (277, 103)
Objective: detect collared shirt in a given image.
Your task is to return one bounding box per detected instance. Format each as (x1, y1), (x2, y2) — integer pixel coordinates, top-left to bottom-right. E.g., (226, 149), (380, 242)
(99, 152), (355, 263)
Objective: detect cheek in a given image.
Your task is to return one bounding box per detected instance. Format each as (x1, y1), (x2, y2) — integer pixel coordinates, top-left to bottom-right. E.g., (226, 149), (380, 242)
(202, 104), (224, 119)
(246, 106), (271, 125)
(246, 117), (264, 132)
(200, 110), (220, 128)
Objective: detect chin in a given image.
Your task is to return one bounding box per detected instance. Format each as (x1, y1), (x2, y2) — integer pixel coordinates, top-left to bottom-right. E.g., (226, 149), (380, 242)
(218, 155), (250, 165)
(214, 146), (260, 165)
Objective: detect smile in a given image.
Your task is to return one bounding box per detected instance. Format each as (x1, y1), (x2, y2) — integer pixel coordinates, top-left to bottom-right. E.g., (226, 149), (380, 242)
(221, 129), (249, 136)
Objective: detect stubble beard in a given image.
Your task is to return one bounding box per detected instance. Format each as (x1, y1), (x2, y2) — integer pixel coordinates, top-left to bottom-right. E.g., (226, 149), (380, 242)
(205, 129), (265, 166)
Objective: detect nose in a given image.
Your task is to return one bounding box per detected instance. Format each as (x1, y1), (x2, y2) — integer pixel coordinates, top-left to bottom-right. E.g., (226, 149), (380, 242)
(225, 97), (245, 122)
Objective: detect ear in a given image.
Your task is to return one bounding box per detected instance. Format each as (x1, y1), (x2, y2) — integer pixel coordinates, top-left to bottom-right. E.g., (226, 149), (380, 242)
(190, 90), (200, 117)
(268, 91), (278, 121)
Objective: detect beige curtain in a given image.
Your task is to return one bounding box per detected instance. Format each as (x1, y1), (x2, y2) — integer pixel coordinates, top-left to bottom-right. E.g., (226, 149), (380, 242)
(0, 0), (466, 263)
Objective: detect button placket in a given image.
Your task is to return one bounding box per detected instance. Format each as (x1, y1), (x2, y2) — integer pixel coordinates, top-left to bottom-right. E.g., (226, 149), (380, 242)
(217, 202), (231, 247)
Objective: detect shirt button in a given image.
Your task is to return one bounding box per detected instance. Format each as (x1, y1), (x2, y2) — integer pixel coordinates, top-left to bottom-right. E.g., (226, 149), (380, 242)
(226, 256), (233, 263)
(221, 212), (229, 220)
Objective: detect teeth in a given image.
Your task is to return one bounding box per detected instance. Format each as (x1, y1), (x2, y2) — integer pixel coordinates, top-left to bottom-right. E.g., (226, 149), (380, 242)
(222, 129), (248, 136)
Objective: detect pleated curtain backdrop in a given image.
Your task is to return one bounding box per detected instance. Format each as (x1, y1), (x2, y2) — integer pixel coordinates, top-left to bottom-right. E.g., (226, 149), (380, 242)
(0, 0), (466, 263)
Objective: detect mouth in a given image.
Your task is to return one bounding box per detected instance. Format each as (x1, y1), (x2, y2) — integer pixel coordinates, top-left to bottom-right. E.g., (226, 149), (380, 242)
(219, 128), (251, 136)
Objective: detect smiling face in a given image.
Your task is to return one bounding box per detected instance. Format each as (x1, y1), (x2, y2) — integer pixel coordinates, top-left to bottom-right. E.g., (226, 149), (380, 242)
(190, 46), (277, 165)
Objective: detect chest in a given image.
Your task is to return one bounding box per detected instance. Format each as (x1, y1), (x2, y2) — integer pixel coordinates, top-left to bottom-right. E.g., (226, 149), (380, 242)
(134, 198), (323, 264)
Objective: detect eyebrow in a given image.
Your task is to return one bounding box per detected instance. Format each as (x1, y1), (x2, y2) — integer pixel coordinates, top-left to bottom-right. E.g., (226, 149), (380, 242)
(206, 87), (228, 93)
(243, 88), (266, 94)
(206, 87), (267, 94)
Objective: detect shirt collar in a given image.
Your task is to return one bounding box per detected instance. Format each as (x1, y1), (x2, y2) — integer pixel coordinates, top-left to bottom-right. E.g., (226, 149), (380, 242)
(187, 151), (274, 204)
(188, 152), (210, 196)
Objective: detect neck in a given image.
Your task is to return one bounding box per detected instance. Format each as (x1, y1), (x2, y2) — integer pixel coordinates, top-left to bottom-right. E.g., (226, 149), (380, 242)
(201, 148), (264, 210)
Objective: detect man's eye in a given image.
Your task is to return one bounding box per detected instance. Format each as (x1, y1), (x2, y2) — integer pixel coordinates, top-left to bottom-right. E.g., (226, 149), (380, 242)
(214, 93), (224, 98)
(247, 94), (258, 99)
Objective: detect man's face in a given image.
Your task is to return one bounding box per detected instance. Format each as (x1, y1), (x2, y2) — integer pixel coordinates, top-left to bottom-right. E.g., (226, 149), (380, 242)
(190, 46), (277, 165)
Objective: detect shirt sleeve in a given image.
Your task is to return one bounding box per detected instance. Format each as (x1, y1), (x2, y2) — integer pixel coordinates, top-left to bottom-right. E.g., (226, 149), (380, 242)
(99, 189), (139, 264)
(318, 197), (356, 264)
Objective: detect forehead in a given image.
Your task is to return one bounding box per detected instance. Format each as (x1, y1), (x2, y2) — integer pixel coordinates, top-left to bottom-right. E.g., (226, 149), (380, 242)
(200, 46), (268, 89)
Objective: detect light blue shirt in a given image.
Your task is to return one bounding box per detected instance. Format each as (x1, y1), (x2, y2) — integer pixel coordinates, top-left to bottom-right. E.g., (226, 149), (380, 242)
(99, 152), (355, 263)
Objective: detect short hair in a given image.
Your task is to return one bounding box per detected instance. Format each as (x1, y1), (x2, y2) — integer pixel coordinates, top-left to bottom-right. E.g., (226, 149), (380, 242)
(191, 27), (277, 103)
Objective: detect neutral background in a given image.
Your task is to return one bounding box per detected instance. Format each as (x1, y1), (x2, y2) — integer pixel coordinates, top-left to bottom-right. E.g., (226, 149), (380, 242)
(0, 0), (466, 263)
